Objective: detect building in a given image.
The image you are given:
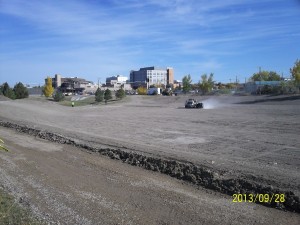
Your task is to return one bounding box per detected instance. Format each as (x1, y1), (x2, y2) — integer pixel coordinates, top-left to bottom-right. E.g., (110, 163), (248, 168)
(130, 66), (174, 88)
(106, 75), (128, 86)
(166, 67), (174, 86)
(104, 75), (131, 91)
(173, 80), (182, 89)
(51, 74), (98, 94)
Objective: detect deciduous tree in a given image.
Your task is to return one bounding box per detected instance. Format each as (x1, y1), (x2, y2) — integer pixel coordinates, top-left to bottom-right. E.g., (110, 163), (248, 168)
(137, 86), (147, 95)
(251, 71), (280, 81)
(199, 73), (214, 95)
(43, 77), (54, 97)
(182, 74), (192, 93)
(290, 59), (300, 85)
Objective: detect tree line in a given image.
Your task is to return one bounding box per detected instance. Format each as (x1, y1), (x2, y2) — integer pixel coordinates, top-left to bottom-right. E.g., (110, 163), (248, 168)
(41, 76), (126, 103)
(0, 82), (29, 99)
(181, 59), (300, 95)
(2, 59), (299, 99)
(95, 87), (125, 103)
(182, 73), (215, 95)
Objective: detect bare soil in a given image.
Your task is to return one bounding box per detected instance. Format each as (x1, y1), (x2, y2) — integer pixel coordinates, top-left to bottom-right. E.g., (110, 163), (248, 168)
(0, 94), (300, 224)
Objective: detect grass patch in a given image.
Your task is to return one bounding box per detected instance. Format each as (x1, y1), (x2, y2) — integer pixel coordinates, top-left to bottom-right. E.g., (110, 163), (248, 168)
(58, 96), (95, 107)
(58, 95), (131, 107)
(28, 94), (131, 107)
(27, 96), (49, 102)
(0, 189), (42, 225)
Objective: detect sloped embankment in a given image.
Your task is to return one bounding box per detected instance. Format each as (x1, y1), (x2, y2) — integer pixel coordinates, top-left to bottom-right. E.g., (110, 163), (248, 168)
(0, 120), (299, 213)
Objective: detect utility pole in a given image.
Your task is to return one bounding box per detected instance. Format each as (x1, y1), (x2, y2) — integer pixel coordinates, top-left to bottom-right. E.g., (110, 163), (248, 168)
(98, 77), (101, 88)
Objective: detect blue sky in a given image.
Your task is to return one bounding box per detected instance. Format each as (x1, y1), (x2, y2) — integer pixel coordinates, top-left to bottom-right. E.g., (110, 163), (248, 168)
(0, 0), (299, 86)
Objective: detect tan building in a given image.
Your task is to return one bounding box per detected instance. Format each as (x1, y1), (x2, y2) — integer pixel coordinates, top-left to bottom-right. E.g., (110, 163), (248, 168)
(167, 67), (174, 85)
(173, 80), (182, 89)
(51, 74), (98, 94)
(52, 74), (62, 88)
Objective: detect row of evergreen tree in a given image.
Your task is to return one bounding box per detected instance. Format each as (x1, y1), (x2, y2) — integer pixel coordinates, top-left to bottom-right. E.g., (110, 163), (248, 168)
(95, 87), (125, 103)
(0, 82), (29, 99)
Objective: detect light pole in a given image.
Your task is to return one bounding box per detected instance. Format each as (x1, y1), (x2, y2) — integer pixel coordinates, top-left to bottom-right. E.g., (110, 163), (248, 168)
(97, 77), (101, 88)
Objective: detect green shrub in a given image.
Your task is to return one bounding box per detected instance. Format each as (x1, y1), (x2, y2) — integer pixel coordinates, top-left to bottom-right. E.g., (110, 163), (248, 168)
(53, 91), (65, 102)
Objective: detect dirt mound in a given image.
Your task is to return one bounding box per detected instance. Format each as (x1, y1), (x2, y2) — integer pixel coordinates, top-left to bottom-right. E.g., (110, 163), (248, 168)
(0, 95), (10, 101)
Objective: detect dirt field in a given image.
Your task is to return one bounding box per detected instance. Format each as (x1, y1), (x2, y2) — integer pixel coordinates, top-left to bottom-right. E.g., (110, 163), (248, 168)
(0, 94), (300, 224)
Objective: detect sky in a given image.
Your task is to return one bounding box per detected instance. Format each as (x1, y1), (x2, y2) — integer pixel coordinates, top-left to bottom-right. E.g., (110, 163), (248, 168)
(0, 0), (299, 86)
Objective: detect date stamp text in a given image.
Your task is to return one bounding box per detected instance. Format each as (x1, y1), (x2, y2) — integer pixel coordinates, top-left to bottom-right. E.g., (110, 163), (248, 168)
(232, 193), (285, 203)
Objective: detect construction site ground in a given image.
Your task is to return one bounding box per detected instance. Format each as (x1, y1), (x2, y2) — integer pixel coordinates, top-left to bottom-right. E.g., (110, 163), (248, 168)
(0, 94), (299, 224)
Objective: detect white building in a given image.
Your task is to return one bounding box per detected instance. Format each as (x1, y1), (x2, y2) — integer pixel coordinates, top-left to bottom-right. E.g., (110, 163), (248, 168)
(106, 75), (128, 85)
(129, 66), (174, 88)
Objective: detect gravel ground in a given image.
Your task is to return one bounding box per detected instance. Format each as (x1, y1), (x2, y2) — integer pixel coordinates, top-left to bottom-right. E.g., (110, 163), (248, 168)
(0, 128), (299, 225)
(0, 94), (299, 224)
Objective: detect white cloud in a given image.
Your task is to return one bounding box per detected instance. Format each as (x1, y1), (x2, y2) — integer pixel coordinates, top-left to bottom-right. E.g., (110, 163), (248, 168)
(0, 0), (299, 84)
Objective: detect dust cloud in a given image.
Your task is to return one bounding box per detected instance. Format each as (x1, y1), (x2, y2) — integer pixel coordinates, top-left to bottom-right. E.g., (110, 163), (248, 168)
(202, 98), (224, 109)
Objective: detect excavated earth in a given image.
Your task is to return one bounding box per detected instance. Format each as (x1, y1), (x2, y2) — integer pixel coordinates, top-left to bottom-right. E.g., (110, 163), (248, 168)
(0, 94), (300, 224)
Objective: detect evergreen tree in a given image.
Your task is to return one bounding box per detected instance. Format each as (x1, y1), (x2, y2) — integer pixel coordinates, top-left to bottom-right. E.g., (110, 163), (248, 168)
(2, 82), (15, 99)
(115, 88), (125, 99)
(104, 89), (112, 102)
(53, 91), (65, 102)
(13, 82), (29, 99)
(95, 87), (104, 102)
